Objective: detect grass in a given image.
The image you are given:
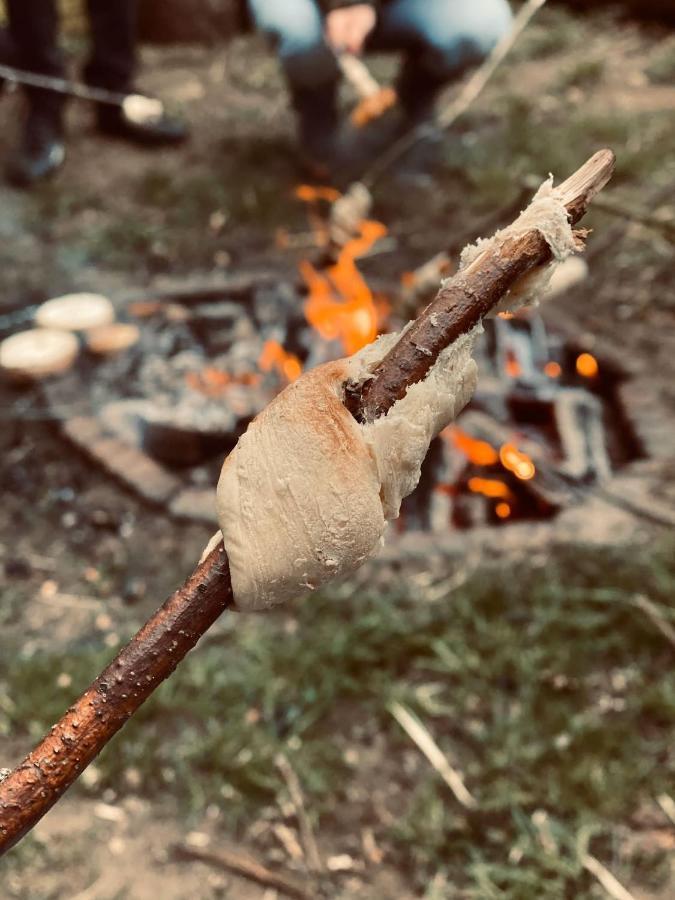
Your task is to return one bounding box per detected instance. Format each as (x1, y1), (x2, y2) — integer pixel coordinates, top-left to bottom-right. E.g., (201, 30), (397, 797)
(2, 537), (675, 896)
(439, 95), (675, 223)
(645, 39), (675, 85)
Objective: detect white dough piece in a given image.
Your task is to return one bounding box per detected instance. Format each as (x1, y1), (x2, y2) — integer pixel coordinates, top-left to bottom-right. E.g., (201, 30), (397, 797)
(86, 322), (140, 355)
(0, 328), (79, 380)
(35, 293), (115, 332)
(217, 177), (577, 611)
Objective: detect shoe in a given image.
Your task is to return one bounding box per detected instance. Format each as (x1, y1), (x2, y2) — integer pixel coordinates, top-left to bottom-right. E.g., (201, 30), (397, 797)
(96, 96), (188, 146)
(6, 107), (65, 187)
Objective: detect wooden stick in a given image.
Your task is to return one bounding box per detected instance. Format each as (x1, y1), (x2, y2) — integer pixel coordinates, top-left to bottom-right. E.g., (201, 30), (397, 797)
(350, 149), (615, 422)
(0, 542), (232, 853)
(0, 150), (614, 855)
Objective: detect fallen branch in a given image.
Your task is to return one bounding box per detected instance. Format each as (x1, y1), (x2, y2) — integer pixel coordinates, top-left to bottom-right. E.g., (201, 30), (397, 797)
(0, 149), (614, 855)
(172, 842), (311, 900)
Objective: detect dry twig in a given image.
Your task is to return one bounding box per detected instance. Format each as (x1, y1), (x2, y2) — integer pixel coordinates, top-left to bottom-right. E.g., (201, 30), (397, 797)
(0, 149), (614, 855)
(631, 594), (675, 650)
(581, 853), (637, 900)
(389, 701), (476, 809)
(172, 842), (311, 900)
(275, 753), (323, 873)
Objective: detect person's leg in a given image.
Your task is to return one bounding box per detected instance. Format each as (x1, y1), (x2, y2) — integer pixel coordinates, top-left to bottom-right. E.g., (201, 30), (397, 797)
(248, 0), (340, 171)
(5, 0), (67, 186)
(84, 0), (137, 92)
(373, 0), (513, 120)
(85, 0), (187, 144)
(249, 0), (338, 91)
(6, 0), (65, 115)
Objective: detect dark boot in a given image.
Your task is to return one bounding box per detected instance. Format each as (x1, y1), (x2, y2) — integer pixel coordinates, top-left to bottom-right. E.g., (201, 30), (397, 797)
(96, 98), (188, 146)
(6, 105), (65, 187)
(290, 82), (340, 181)
(396, 59), (448, 128)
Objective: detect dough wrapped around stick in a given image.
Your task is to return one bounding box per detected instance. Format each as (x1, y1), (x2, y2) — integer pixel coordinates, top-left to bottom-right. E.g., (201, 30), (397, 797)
(217, 177), (578, 612)
(217, 333), (477, 611)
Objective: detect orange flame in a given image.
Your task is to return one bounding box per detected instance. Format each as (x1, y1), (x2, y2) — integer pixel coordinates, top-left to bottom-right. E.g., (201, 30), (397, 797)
(443, 427), (499, 466)
(300, 219), (388, 355)
(294, 185), (342, 247)
(499, 443), (536, 480)
(544, 361), (561, 378)
(576, 352), (599, 378)
(467, 477), (513, 499)
(259, 340), (302, 383)
(185, 367), (261, 396)
(495, 501), (512, 519)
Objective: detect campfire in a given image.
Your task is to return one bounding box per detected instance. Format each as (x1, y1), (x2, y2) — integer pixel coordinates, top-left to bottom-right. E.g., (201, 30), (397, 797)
(3, 175), (636, 533)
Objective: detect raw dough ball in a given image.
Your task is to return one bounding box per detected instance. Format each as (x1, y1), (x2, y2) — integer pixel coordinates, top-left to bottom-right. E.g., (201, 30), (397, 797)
(0, 328), (79, 380)
(35, 293), (115, 332)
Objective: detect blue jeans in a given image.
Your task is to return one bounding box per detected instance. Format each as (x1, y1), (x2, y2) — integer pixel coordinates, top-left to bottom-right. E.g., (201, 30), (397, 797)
(248, 0), (513, 90)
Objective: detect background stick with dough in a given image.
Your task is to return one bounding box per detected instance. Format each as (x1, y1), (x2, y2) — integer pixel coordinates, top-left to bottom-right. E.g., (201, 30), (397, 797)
(0, 149), (615, 855)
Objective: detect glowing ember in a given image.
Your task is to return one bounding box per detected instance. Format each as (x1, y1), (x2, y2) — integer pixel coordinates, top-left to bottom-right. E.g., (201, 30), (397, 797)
(544, 361), (562, 378)
(505, 351), (522, 378)
(499, 443), (536, 480)
(444, 427), (499, 466)
(295, 185), (341, 203)
(495, 501), (512, 519)
(259, 340), (302, 383)
(300, 219), (388, 355)
(467, 477), (513, 499)
(498, 311), (515, 320)
(576, 352), (599, 378)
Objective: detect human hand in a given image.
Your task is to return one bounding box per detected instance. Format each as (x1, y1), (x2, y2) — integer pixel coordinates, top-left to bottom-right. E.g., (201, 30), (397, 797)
(325, 4), (376, 55)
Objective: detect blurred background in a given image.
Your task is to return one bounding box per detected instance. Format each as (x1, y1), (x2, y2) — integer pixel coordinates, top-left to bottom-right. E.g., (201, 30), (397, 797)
(1, 1), (674, 897)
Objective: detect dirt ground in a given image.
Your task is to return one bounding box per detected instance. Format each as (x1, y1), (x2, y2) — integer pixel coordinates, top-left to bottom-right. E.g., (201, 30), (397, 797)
(1, 6), (674, 899)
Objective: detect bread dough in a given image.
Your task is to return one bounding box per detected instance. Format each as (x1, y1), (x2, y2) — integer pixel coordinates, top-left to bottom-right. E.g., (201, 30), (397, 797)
(217, 178), (576, 611)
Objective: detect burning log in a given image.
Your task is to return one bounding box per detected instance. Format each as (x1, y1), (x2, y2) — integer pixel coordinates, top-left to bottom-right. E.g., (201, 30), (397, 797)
(0, 150), (615, 853)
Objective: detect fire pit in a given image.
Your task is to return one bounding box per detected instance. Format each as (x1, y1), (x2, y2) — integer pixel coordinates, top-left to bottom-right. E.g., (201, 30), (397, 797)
(26, 260), (639, 538)
(2, 184), (657, 538)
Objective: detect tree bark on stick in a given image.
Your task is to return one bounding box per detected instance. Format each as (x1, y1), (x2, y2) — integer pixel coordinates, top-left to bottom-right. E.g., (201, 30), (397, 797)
(0, 149), (615, 856)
